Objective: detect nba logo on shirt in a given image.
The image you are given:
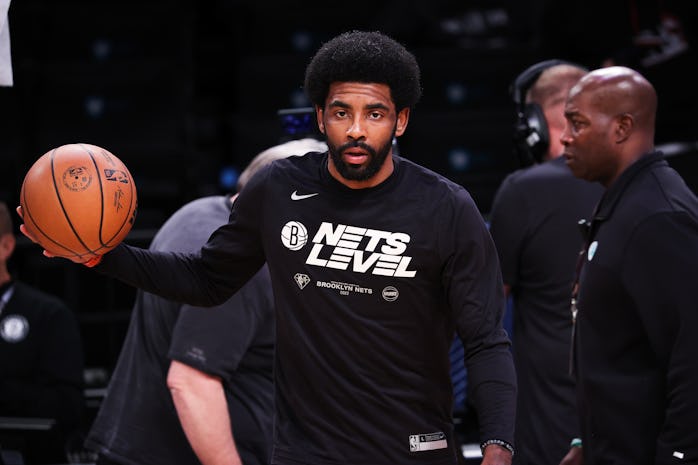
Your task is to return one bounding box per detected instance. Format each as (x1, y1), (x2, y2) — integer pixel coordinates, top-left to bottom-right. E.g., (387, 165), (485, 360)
(409, 432), (447, 452)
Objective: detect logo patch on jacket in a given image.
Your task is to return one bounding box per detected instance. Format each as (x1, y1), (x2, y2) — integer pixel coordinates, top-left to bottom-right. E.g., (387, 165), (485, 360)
(1, 315), (30, 343)
(409, 432), (447, 452)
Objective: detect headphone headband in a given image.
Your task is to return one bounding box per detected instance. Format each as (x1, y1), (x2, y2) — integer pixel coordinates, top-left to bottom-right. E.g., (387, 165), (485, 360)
(510, 59), (586, 167)
(510, 59), (579, 108)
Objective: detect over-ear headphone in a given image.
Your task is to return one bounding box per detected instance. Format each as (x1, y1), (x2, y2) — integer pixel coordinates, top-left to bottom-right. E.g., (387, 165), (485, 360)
(510, 59), (580, 167)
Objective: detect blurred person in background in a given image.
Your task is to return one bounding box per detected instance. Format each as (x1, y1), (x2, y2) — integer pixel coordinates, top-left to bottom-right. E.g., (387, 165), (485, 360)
(489, 61), (602, 465)
(0, 200), (84, 464)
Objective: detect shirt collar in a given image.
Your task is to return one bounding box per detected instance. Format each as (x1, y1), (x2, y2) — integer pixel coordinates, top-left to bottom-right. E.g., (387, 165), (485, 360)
(0, 279), (13, 296)
(593, 150), (667, 223)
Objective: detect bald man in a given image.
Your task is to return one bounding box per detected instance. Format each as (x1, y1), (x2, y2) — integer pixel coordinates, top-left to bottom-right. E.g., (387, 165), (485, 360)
(560, 67), (698, 464)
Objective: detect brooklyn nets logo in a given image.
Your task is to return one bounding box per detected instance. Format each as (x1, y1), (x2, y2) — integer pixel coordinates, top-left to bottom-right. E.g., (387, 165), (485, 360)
(281, 221), (308, 251)
(0, 315), (30, 343)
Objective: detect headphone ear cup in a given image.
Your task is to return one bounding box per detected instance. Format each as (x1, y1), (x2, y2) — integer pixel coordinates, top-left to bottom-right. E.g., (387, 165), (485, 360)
(523, 103), (549, 163)
(513, 113), (535, 167)
(513, 103), (550, 166)
(510, 59), (584, 167)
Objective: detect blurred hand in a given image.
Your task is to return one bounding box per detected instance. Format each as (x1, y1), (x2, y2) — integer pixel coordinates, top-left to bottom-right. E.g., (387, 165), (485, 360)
(559, 446), (583, 465)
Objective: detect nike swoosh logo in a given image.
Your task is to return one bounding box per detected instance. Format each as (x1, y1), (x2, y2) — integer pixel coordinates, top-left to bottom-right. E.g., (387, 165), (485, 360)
(291, 191), (319, 201)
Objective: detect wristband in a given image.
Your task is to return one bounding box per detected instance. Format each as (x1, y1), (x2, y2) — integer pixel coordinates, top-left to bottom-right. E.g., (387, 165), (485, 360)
(480, 439), (515, 456)
(84, 255), (103, 268)
(570, 438), (582, 448)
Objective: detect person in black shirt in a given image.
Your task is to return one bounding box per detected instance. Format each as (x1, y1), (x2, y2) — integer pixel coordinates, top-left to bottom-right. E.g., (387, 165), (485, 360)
(489, 61), (602, 465)
(561, 66), (698, 464)
(0, 201), (84, 464)
(19, 31), (516, 465)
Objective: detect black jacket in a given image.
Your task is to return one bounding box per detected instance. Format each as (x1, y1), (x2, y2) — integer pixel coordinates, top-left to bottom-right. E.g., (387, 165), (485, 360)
(575, 151), (698, 464)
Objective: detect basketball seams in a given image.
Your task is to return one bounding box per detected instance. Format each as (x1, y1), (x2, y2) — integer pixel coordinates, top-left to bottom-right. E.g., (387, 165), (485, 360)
(102, 149), (136, 247)
(51, 146), (94, 255)
(94, 146), (136, 247)
(79, 144), (109, 248)
(20, 166), (88, 259)
(21, 143), (137, 258)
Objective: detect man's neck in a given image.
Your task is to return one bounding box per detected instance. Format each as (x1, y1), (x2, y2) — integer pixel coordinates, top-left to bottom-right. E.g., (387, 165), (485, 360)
(0, 269), (12, 288)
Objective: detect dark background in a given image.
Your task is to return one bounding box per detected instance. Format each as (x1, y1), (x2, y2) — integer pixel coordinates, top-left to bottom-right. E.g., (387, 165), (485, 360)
(1, 0), (696, 419)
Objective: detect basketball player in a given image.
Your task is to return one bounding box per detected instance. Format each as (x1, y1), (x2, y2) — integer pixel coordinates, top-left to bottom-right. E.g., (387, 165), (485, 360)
(20, 31), (516, 465)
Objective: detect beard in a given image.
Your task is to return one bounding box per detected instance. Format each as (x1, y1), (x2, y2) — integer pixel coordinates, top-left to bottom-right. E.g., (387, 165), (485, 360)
(327, 128), (396, 182)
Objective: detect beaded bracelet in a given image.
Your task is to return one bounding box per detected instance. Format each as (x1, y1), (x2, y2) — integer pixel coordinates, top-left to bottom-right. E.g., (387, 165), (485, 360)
(480, 438), (515, 456)
(570, 438), (583, 448)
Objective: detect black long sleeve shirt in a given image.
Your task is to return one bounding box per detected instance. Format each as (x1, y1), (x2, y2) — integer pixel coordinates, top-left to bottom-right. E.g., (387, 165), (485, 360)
(98, 152), (516, 465)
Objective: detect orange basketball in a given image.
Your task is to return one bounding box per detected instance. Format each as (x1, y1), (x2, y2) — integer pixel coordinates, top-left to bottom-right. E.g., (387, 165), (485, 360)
(20, 143), (138, 260)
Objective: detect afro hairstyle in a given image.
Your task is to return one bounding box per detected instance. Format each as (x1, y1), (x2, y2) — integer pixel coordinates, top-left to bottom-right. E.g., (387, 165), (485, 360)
(303, 30), (422, 111)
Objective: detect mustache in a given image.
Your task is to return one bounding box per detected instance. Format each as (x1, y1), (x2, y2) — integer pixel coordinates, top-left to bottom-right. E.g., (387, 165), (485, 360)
(336, 140), (376, 157)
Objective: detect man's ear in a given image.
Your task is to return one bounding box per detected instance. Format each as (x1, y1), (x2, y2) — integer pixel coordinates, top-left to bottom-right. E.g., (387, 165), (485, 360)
(615, 113), (634, 143)
(0, 233), (16, 262)
(315, 105), (325, 134)
(395, 107), (410, 137)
